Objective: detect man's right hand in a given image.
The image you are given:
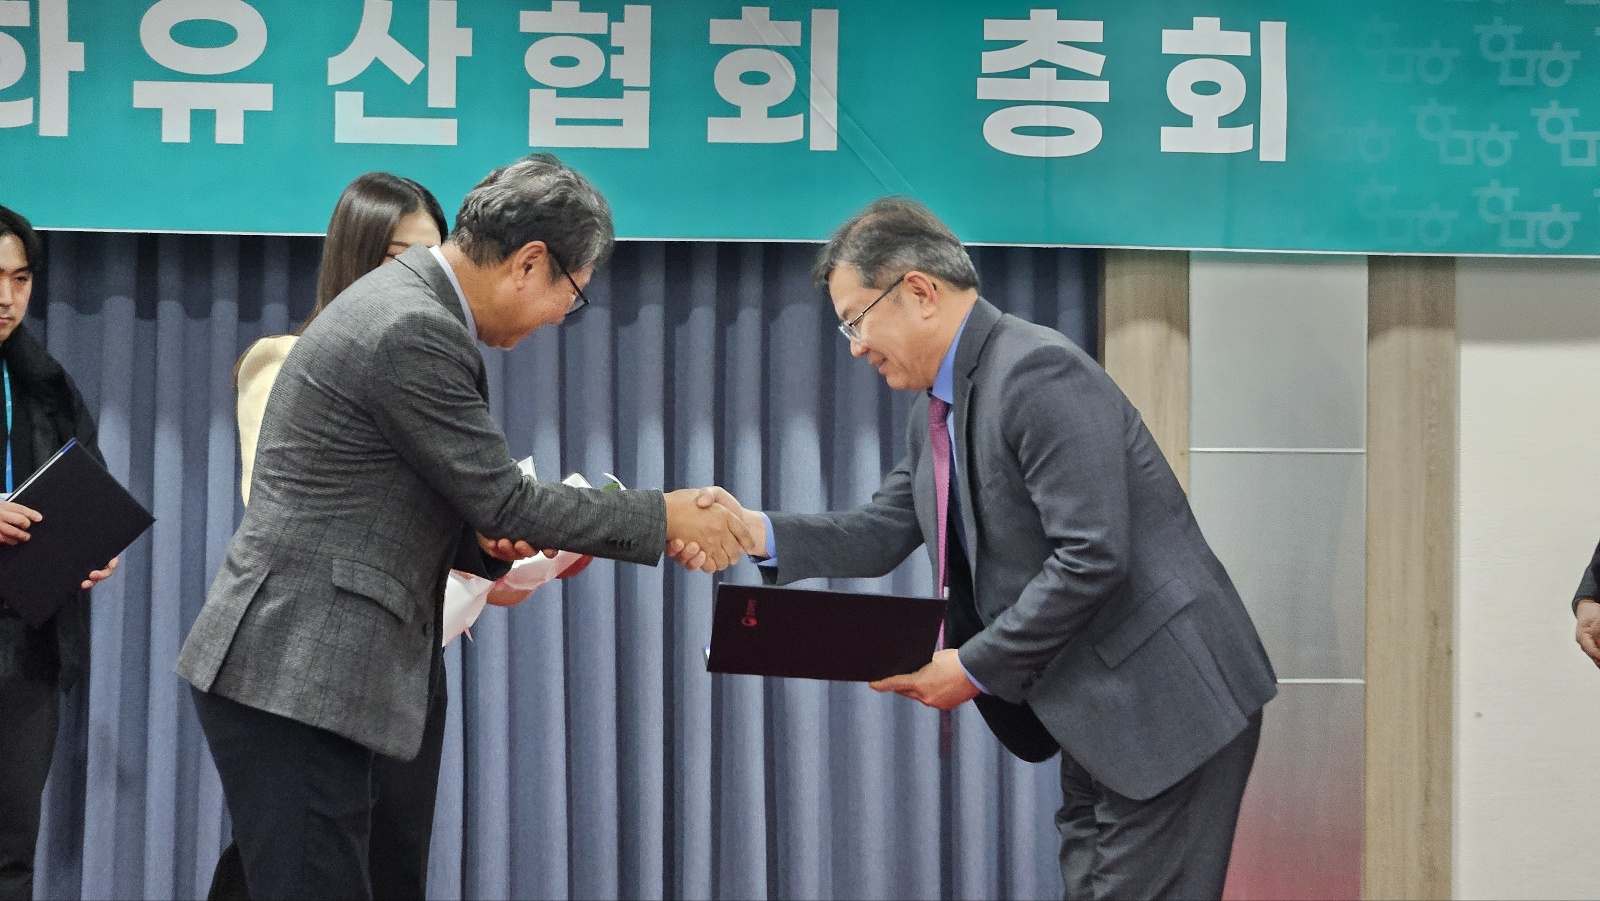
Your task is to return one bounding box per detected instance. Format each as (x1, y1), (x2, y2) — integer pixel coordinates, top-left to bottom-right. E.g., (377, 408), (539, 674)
(0, 501), (41, 545)
(663, 487), (756, 573)
(665, 487), (767, 569)
(1577, 599), (1600, 668)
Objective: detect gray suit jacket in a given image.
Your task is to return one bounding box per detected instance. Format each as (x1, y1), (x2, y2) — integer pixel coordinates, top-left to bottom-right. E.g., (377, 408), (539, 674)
(177, 247), (666, 760)
(766, 299), (1276, 800)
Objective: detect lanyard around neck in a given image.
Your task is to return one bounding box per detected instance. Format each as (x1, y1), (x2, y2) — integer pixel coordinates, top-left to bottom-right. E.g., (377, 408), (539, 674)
(3, 359), (12, 495)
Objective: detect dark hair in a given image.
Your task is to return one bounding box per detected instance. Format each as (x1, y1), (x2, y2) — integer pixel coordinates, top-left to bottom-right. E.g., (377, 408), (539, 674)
(812, 196), (979, 292)
(305, 172), (448, 333)
(451, 152), (614, 275)
(0, 204), (44, 276)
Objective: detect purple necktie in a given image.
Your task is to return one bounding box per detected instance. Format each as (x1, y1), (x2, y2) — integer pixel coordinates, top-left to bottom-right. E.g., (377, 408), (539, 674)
(928, 394), (952, 652)
(929, 394), (956, 757)
(928, 394), (952, 596)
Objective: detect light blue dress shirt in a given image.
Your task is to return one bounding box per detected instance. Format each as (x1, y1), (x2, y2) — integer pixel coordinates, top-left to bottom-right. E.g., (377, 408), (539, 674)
(757, 308), (988, 692)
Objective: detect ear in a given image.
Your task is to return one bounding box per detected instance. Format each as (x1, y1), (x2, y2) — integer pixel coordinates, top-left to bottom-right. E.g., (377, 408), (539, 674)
(904, 271), (940, 318)
(508, 240), (549, 286)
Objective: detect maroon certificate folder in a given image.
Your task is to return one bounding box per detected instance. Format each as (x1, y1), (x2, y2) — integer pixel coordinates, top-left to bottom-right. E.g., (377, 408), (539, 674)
(706, 583), (946, 683)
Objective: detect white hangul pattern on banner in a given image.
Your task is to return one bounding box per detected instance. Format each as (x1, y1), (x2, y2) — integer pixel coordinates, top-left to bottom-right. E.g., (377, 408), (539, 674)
(707, 6), (838, 151)
(521, 1), (650, 149)
(978, 10), (1108, 158)
(0, 0), (82, 136)
(131, 0), (272, 144)
(1160, 16), (1287, 162)
(327, 0), (471, 146)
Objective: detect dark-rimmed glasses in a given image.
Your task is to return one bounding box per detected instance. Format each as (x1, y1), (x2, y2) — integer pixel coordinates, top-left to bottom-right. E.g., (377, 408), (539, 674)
(837, 273), (904, 342)
(554, 257), (590, 315)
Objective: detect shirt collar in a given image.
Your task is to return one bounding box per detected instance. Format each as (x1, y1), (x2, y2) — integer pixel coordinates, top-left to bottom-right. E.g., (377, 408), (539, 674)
(931, 307), (974, 405)
(429, 245), (477, 341)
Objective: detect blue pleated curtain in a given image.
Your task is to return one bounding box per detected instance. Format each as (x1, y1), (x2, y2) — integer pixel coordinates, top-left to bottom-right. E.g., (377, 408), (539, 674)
(28, 233), (1097, 901)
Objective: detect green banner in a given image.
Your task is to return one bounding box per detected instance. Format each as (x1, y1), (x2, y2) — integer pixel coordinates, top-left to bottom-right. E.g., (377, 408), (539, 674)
(1, 0), (1597, 254)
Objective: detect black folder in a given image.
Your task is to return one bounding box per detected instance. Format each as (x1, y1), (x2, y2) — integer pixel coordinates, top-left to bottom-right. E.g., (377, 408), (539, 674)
(706, 584), (946, 683)
(0, 440), (155, 627)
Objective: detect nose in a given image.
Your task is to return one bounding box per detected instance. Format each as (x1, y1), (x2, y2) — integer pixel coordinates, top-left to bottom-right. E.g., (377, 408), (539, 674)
(848, 337), (866, 358)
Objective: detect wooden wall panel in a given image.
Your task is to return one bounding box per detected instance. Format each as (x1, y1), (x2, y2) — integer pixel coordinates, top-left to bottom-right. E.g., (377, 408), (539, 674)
(1365, 256), (1456, 900)
(1102, 250), (1191, 488)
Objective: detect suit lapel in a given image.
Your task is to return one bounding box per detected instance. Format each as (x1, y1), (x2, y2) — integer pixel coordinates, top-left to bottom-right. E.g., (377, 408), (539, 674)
(952, 298), (1003, 591)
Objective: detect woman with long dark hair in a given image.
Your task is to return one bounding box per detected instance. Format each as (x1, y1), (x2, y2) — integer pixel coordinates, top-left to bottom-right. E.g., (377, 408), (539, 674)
(236, 173), (449, 505)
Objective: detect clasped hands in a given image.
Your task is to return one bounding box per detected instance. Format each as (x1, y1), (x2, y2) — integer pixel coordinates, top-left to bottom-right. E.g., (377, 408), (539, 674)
(663, 486), (764, 573)
(474, 485), (765, 578)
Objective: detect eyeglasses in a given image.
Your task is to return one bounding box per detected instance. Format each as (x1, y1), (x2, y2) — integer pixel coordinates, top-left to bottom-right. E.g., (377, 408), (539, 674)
(837, 273), (904, 342)
(554, 257), (590, 315)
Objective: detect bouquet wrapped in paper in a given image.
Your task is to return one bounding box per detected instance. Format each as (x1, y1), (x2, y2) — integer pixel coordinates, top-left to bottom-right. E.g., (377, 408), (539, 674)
(442, 459), (623, 646)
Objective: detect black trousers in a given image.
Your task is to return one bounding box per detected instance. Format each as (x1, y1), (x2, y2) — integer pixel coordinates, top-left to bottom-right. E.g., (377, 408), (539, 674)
(0, 676), (59, 901)
(194, 678), (448, 901)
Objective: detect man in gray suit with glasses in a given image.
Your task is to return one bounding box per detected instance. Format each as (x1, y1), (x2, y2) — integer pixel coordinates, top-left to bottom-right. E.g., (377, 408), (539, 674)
(178, 154), (752, 900)
(681, 198), (1276, 900)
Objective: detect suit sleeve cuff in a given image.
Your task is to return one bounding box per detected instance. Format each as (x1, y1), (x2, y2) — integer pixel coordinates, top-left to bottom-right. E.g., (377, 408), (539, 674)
(956, 650), (989, 695)
(956, 635), (1027, 702)
(754, 512), (778, 567)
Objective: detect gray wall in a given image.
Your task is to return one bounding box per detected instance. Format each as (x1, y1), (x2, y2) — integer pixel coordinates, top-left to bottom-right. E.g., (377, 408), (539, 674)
(1187, 254), (1367, 900)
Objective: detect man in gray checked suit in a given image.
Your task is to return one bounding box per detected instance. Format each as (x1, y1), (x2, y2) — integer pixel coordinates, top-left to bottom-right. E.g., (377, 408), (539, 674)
(683, 198), (1277, 900)
(177, 154), (750, 900)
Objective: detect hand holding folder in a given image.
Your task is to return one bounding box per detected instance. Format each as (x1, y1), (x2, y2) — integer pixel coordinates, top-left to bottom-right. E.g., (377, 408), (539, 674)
(0, 440), (154, 627)
(867, 646), (982, 710)
(0, 498), (118, 595)
(705, 584), (946, 683)
(0, 497), (41, 545)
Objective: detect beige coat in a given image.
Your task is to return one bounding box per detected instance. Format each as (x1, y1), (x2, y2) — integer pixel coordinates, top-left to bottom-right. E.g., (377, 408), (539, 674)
(235, 335), (296, 505)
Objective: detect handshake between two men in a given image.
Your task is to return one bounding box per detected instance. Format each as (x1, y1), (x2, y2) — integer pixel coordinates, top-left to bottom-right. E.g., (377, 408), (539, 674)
(663, 486), (764, 572)
(661, 487), (766, 572)
(475, 485), (764, 576)
(480, 483), (971, 716)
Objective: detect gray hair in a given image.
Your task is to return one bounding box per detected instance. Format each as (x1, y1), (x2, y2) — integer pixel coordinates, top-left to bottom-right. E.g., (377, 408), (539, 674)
(451, 152), (615, 272)
(812, 197), (979, 291)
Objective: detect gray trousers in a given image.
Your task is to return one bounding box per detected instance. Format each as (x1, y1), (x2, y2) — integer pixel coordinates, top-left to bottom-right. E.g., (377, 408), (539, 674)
(1056, 710), (1263, 901)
